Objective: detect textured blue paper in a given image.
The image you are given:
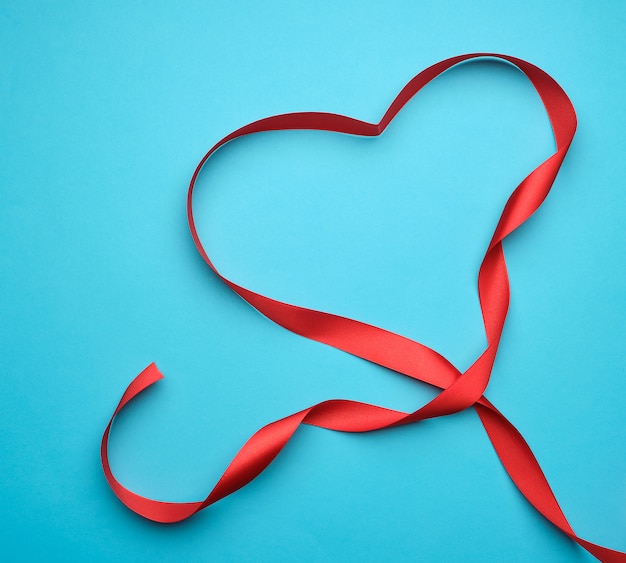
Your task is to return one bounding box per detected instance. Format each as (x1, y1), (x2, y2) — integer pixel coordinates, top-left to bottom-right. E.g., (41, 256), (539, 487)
(0, 1), (624, 561)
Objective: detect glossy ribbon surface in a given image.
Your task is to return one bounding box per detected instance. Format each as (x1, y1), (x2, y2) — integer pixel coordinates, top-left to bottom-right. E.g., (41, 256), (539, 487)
(101, 53), (625, 562)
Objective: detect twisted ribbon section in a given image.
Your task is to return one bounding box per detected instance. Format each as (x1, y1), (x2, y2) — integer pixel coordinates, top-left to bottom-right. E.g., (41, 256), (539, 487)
(101, 54), (625, 562)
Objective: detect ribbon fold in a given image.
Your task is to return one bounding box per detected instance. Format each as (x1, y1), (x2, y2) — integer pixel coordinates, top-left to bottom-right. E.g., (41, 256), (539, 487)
(101, 54), (625, 562)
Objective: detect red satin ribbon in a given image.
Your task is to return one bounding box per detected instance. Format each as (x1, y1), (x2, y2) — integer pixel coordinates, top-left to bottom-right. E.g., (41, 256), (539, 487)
(101, 53), (625, 562)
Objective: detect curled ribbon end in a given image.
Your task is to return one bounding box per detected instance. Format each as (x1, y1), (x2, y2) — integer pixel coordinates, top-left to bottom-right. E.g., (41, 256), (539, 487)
(114, 363), (165, 416)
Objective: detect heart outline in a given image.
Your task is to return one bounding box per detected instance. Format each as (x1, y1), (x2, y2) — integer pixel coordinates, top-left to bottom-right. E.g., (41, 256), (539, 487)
(101, 54), (624, 563)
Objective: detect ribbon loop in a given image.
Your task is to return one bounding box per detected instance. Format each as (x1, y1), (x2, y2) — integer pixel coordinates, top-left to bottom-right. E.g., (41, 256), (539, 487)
(101, 54), (624, 562)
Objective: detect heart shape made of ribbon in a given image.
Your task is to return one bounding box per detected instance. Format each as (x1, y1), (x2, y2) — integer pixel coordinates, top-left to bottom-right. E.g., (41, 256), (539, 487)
(101, 53), (625, 563)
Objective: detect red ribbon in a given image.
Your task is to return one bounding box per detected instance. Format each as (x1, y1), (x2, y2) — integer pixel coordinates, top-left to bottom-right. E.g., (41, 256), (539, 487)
(101, 53), (625, 562)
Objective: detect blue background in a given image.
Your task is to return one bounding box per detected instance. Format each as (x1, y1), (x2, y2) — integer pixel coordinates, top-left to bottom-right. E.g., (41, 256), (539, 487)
(1, 1), (624, 561)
